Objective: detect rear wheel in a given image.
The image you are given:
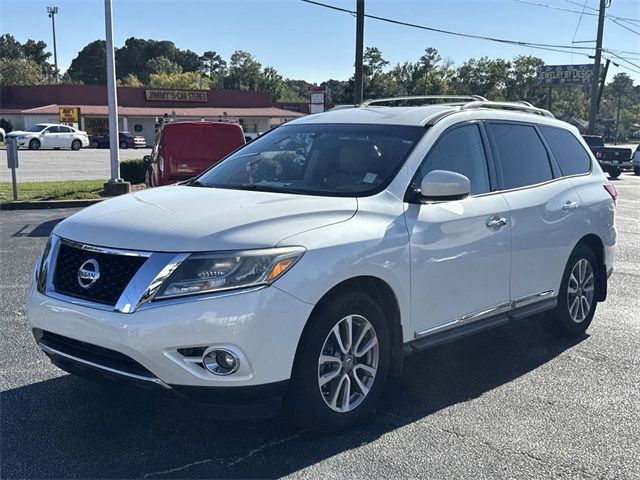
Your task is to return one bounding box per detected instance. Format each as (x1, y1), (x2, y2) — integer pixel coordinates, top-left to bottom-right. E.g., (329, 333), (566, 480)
(539, 245), (599, 338)
(28, 138), (40, 150)
(71, 140), (82, 151)
(285, 291), (390, 432)
(120, 141), (128, 149)
(634, 166), (640, 176)
(92, 140), (100, 149)
(608, 167), (621, 179)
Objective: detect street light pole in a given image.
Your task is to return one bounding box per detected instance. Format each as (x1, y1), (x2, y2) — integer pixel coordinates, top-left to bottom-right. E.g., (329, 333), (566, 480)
(587, 0), (607, 135)
(103, 0), (129, 195)
(46, 6), (59, 82)
(353, 0), (365, 105)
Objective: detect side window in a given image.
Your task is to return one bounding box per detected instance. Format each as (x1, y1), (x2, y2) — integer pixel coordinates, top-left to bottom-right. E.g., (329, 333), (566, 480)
(539, 126), (591, 176)
(417, 124), (490, 195)
(488, 123), (553, 189)
(46, 126), (60, 134)
(58, 126), (71, 133)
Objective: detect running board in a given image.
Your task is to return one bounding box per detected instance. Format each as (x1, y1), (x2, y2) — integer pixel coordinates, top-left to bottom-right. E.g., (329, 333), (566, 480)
(404, 297), (557, 355)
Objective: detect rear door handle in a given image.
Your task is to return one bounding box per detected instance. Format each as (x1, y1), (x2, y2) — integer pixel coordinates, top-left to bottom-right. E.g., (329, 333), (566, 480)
(486, 216), (508, 228)
(562, 200), (580, 211)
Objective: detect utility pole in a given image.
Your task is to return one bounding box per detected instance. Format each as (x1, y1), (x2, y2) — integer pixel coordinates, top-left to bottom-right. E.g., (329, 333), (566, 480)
(46, 6), (59, 82)
(587, 0), (607, 134)
(103, 0), (129, 195)
(614, 88), (623, 143)
(354, 0), (365, 105)
(596, 58), (611, 114)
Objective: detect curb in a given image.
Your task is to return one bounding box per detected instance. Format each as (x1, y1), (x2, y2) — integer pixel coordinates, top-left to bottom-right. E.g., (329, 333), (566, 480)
(0, 198), (104, 211)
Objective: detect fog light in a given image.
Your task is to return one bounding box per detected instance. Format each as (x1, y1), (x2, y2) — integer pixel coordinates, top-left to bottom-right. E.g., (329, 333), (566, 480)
(202, 348), (240, 375)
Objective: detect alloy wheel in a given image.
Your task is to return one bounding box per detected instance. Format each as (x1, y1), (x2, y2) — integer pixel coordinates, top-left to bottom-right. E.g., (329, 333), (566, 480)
(567, 258), (595, 323)
(318, 314), (379, 413)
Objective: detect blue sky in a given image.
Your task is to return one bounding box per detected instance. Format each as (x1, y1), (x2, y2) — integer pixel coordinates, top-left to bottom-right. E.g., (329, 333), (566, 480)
(1, 0), (639, 83)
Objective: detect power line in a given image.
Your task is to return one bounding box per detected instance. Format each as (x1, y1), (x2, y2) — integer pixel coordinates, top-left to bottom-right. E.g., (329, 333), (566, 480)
(610, 18), (640, 36)
(300, 0), (595, 52)
(561, 0), (640, 23)
(604, 50), (640, 73)
(571, 0), (590, 63)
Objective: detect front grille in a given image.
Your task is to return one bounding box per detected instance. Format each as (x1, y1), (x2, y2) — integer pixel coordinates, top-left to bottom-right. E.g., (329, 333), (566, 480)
(53, 242), (147, 306)
(37, 330), (154, 377)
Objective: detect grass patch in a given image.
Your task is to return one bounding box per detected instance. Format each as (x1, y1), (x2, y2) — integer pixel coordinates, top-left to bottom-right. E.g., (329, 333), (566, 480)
(0, 179), (105, 202)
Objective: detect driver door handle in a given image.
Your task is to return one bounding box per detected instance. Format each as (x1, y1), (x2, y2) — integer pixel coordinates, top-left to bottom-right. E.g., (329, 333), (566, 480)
(562, 200), (580, 211)
(486, 216), (508, 228)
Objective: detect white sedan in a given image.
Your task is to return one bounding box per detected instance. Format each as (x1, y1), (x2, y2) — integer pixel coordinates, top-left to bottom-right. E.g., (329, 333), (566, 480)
(6, 123), (90, 150)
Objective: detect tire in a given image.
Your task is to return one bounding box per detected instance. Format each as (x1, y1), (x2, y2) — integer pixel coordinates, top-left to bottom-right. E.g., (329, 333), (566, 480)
(608, 167), (621, 179)
(71, 140), (82, 151)
(28, 138), (40, 150)
(285, 291), (390, 432)
(539, 244), (599, 338)
(92, 141), (100, 149)
(120, 141), (128, 149)
(634, 166), (640, 176)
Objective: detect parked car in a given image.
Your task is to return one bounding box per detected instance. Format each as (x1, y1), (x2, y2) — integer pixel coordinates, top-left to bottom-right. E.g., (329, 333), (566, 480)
(5, 123), (89, 150)
(633, 144), (640, 176)
(27, 97), (616, 432)
(582, 135), (633, 179)
(91, 131), (146, 149)
(144, 121), (245, 187)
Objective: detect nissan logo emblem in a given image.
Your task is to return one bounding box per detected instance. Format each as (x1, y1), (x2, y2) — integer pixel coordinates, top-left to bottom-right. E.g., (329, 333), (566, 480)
(77, 259), (100, 289)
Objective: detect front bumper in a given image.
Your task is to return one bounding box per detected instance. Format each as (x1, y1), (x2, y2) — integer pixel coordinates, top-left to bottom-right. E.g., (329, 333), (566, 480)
(27, 280), (313, 396)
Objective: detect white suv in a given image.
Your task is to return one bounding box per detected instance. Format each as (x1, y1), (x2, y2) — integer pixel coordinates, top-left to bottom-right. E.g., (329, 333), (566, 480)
(27, 96), (616, 431)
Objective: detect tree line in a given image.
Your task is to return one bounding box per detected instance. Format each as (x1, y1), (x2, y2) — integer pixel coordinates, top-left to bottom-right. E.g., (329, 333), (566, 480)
(0, 34), (638, 138)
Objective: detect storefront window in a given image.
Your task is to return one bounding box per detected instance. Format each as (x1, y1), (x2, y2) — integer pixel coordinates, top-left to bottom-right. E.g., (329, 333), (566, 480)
(134, 124), (143, 132)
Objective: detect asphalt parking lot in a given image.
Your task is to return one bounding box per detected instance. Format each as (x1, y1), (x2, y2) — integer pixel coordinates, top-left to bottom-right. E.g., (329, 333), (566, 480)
(0, 147), (152, 182)
(1, 173), (638, 479)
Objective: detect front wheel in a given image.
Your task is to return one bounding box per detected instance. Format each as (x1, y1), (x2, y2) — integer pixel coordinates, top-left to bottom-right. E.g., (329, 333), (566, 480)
(71, 140), (82, 151)
(28, 138), (41, 150)
(120, 141), (128, 149)
(539, 245), (599, 338)
(285, 291), (390, 432)
(608, 167), (621, 179)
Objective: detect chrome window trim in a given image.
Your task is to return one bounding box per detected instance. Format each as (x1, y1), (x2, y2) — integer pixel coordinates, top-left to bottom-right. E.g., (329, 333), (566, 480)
(38, 342), (172, 389)
(414, 290), (555, 339)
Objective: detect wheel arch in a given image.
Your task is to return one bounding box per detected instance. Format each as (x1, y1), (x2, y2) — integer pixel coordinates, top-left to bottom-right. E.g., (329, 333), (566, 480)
(296, 275), (404, 376)
(573, 233), (607, 302)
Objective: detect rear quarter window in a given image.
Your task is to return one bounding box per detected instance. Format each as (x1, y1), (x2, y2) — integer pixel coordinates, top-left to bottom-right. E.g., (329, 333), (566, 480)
(540, 126), (591, 176)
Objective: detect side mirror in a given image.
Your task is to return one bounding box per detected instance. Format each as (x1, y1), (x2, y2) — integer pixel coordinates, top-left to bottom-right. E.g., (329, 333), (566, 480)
(143, 155), (152, 164)
(419, 170), (470, 201)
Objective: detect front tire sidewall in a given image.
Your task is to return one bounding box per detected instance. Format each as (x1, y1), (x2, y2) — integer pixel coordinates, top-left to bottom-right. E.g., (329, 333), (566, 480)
(120, 141), (128, 149)
(28, 139), (40, 150)
(286, 291), (390, 432)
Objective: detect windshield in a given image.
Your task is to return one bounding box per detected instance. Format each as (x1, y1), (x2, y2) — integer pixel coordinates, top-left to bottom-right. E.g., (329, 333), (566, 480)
(25, 124), (48, 132)
(195, 123), (424, 196)
(583, 136), (604, 147)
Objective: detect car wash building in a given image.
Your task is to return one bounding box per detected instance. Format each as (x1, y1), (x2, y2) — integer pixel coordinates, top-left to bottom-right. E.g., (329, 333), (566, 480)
(0, 85), (304, 146)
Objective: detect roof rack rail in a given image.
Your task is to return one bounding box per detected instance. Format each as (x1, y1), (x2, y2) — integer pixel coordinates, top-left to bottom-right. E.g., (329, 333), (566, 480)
(460, 101), (555, 118)
(359, 95), (488, 108)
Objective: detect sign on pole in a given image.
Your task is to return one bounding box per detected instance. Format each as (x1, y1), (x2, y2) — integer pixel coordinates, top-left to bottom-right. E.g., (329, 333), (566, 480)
(6, 137), (19, 200)
(536, 64), (595, 87)
(309, 85), (326, 114)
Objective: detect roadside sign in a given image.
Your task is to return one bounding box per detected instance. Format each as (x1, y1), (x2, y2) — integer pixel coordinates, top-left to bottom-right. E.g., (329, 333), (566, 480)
(6, 137), (18, 200)
(59, 107), (80, 123)
(536, 64), (595, 87)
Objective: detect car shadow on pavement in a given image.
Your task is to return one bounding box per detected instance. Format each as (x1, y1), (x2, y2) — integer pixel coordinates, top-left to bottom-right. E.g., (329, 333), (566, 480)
(11, 218), (65, 238)
(0, 321), (585, 479)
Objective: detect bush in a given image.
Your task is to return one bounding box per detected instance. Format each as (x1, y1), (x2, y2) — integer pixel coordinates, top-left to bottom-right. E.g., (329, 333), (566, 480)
(120, 159), (146, 184)
(0, 118), (13, 133)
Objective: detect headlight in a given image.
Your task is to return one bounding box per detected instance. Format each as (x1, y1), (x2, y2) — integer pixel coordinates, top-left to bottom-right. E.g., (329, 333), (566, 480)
(17, 136), (26, 140)
(154, 247), (304, 300)
(36, 235), (53, 293)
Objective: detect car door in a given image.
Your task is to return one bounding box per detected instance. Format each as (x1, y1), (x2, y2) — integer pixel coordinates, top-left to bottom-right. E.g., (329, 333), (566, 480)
(486, 121), (582, 306)
(405, 122), (512, 337)
(58, 126), (74, 148)
(42, 126), (61, 148)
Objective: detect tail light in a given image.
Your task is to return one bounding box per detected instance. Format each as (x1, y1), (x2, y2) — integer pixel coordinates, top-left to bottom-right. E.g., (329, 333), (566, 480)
(603, 183), (617, 204)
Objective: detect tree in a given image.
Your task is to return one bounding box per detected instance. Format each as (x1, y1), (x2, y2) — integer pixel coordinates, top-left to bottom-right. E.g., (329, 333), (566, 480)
(227, 50), (262, 90)
(363, 47), (389, 76)
(67, 40), (107, 85)
(0, 34), (54, 80)
(119, 74), (143, 87)
(0, 34), (23, 60)
(146, 56), (182, 75)
(452, 57), (510, 99)
(259, 67), (285, 101)
(149, 71), (211, 89)
(0, 58), (46, 85)
(505, 55), (545, 102)
(602, 73), (638, 140)
(200, 50), (226, 89)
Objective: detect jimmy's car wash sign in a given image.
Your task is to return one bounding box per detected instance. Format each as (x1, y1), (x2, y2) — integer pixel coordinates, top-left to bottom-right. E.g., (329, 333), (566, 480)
(536, 64), (594, 87)
(145, 90), (208, 102)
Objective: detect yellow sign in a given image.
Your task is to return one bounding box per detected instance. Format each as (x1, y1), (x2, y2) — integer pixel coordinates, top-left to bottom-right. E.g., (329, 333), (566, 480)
(59, 107), (80, 123)
(145, 90), (208, 102)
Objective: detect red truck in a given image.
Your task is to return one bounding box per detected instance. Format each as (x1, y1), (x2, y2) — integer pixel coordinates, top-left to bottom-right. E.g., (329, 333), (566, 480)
(145, 121), (245, 187)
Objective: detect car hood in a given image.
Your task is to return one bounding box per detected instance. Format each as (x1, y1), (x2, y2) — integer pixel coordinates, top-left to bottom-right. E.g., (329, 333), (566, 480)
(54, 186), (358, 252)
(6, 130), (34, 137)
